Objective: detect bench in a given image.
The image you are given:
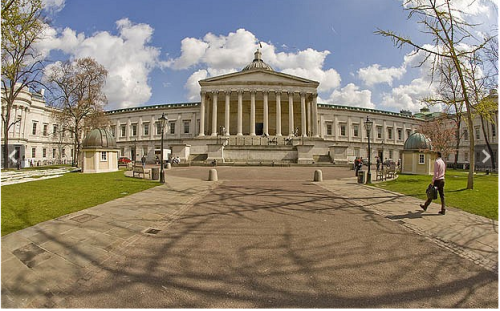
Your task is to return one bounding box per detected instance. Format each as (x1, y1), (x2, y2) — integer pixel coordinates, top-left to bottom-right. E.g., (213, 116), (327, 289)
(132, 164), (151, 179)
(386, 164), (397, 179)
(376, 169), (385, 181)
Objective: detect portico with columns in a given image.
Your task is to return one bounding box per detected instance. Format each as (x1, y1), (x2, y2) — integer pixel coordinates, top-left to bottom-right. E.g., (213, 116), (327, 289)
(198, 50), (320, 139)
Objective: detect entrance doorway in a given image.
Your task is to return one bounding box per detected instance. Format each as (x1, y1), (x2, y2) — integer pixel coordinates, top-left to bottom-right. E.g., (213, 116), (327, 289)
(255, 123), (263, 136)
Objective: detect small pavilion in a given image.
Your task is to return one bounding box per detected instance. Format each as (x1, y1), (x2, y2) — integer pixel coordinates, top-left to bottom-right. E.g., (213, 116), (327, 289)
(81, 128), (119, 173)
(401, 132), (434, 175)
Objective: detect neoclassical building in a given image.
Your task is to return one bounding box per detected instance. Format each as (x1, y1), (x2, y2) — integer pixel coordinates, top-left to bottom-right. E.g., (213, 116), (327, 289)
(3, 50), (497, 168)
(105, 49), (424, 165)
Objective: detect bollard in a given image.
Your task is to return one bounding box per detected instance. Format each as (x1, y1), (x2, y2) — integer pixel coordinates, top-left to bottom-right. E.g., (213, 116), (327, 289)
(209, 168), (218, 181)
(313, 169), (323, 182)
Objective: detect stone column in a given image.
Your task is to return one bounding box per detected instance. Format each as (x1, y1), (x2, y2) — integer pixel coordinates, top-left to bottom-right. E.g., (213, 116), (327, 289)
(275, 91), (282, 136)
(300, 92), (307, 137)
(150, 115), (155, 140)
(199, 91), (205, 136)
(263, 90), (269, 136)
(237, 90), (243, 136)
(312, 94), (319, 137)
(211, 91), (218, 136)
(250, 90), (256, 136)
(307, 99), (312, 136)
(138, 116), (143, 138)
(288, 92), (294, 136)
(225, 91), (230, 135)
(126, 118), (131, 140)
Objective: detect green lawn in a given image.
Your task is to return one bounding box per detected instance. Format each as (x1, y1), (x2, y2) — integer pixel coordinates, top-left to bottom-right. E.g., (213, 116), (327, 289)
(1, 170), (159, 236)
(373, 171), (498, 220)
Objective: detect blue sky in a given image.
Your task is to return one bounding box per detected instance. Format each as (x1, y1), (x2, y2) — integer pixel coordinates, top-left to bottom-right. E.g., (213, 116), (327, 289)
(39, 0), (498, 112)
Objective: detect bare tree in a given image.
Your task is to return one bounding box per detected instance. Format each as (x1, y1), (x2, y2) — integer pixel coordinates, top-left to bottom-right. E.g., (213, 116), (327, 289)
(1, 0), (46, 168)
(418, 115), (457, 160)
(45, 58), (108, 167)
(376, 0), (493, 189)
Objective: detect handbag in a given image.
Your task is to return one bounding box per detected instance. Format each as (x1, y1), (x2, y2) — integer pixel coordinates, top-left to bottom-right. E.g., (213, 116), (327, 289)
(426, 183), (438, 200)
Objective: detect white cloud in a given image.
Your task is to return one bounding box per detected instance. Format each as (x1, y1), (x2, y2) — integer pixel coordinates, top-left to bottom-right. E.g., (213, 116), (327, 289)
(325, 83), (375, 109)
(38, 18), (165, 110)
(185, 69), (208, 101)
(358, 64), (406, 87)
(170, 28), (342, 99)
(42, 0), (66, 14)
(380, 78), (436, 111)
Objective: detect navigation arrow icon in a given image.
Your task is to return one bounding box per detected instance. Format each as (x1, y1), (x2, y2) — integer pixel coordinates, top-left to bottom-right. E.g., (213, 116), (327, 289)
(482, 149), (491, 163)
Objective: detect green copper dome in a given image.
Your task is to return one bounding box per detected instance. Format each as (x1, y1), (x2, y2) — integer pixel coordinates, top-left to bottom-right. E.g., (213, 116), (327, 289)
(82, 128), (117, 149)
(404, 132), (432, 150)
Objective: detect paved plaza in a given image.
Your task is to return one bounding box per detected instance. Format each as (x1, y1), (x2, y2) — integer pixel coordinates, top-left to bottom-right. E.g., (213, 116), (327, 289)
(1, 166), (498, 308)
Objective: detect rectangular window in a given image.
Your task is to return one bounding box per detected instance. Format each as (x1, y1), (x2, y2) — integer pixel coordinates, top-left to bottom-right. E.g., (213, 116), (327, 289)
(42, 148), (46, 158)
(121, 125), (126, 137)
(131, 124), (137, 136)
(144, 123), (149, 136)
(326, 124), (332, 136)
(62, 148), (66, 157)
(340, 124), (346, 136)
(62, 126), (66, 137)
(463, 129), (468, 141)
(53, 148), (56, 158)
(387, 128), (393, 140)
(183, 121), (190, 134)
(170, 121), (176, 135)
(397, 128), (402, 140)
(475, 127), (480, 140)
(101, 151), (107, 161)
(353, 124), (359, 137)
(110, 125), (116, 137)
(32, 122), (37, 135)
(419, 154), (425, 164)
(156, 122), (162, 135)
(492, 124), (496, 137)
(377, 127), (382, 139)
(53, 124), (58, 135)
(406, 129), (412, 139)
(43, 124), (48, 136)
(32, 147), (36, 158)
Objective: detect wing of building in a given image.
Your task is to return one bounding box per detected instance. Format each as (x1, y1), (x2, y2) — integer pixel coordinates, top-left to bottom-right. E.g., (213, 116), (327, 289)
(2, 50), (497, 169)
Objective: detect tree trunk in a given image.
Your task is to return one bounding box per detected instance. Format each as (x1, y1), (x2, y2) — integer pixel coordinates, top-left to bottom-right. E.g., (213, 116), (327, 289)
(480, 115), (496, 170)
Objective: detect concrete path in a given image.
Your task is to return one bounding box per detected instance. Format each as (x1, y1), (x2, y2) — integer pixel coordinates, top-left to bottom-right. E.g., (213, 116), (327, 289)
(1, 167), (497, 308)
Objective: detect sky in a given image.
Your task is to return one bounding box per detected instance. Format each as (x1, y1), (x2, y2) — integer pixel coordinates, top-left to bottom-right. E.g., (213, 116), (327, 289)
(37, 0), (498, 112)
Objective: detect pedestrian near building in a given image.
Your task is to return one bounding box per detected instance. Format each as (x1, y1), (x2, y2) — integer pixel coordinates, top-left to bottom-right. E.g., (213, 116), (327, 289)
(141, 155), (146, 167)
(420, 151), (446, 215)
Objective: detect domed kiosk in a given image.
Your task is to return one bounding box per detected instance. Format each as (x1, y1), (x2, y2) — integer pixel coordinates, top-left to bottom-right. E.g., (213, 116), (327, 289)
(81, 128), (119, 173)
(401, 132), (435, 175)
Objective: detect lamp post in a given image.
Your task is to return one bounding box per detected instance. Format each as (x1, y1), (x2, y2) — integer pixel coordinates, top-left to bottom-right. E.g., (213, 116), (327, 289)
(159, 113), (168, 183)
(364, 116), (373, 184)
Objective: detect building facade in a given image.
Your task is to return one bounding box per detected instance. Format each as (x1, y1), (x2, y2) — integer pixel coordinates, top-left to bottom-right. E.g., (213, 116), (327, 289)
(2, 50), (497, 168)
(1, 86), (74, 168)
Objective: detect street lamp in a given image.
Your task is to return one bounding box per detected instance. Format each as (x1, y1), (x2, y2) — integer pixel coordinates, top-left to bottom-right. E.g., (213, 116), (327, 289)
(364, 116), (373, 184)
(159, 112), (168, 183)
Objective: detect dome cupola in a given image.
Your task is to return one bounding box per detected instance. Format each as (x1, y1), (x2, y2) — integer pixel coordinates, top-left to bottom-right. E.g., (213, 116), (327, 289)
(403, 132), (432, 150)
(241, 49), (274, 72)
(82, 128), (117, 149)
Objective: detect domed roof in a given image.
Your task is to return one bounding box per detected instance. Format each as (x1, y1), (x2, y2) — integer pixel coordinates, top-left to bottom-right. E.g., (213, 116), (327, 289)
(241, 49), (274, 72)
(404, 132), (432, 150)
(82, 128), (117, 149)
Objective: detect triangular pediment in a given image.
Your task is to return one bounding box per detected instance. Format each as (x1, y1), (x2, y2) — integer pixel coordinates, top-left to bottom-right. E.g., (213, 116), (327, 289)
(199, 69), (319, 87)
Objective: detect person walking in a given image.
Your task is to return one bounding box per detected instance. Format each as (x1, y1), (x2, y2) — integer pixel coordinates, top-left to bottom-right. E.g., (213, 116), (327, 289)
(420, 151), (446, 215)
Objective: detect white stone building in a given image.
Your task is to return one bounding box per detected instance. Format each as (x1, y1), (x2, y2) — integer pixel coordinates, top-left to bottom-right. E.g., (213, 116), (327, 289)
(1, 86), (74, 168)
(3, 50), (496, 168)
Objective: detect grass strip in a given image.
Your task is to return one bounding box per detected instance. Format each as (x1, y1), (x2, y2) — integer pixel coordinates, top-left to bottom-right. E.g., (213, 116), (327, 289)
(1, 170), (159, 236)
(373, 170), (498, 220)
